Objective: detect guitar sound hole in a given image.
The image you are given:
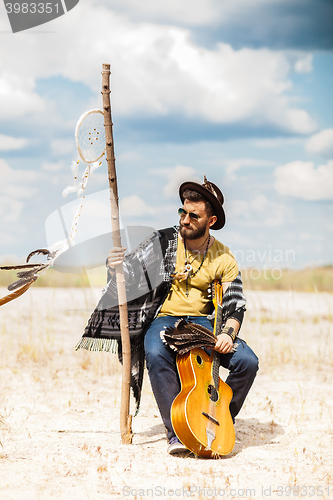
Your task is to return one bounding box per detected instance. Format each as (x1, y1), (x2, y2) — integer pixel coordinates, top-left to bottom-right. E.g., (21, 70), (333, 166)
(196, 355), (203, 365)
(207, 384), (219, 402)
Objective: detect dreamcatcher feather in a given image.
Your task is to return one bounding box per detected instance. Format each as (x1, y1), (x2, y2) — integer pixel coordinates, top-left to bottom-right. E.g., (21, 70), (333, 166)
(0, 109), (106, 306)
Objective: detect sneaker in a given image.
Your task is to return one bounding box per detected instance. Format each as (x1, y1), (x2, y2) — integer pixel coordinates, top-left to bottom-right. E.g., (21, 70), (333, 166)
(167, 436), (188, 455)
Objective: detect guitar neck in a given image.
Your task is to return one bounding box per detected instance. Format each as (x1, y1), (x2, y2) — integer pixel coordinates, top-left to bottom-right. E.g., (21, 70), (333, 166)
(212, 284), (223, 390)
(213, 303), (223, 338)
(212, 351), (220, 390)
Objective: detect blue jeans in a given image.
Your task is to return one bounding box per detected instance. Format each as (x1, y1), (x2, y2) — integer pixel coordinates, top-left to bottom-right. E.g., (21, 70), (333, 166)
(144, 315), (259, 441)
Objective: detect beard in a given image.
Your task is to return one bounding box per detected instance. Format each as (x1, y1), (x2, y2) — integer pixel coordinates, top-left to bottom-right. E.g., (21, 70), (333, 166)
(179, 220), (208, 240)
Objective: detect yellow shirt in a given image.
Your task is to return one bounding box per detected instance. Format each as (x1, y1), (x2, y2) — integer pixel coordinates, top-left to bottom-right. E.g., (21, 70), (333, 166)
(159, 235), (238, 317)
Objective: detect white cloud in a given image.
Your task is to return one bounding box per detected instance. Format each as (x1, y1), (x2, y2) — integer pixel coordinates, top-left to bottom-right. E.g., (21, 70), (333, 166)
(227, 200), (249, 218)
(51, 139), (76, 157)
(3, 184), (38, 199)
(41, 160), (66, 172)
(95, 0), (300, 30)
(155, 165), (201, 198)
(253, 137), (304, 148)
(251, 194), (269, 212)
(120, 195), (156, 217)
(274, 160), (333, 200)
(0, 196), (24, 223)
(117, 151), (145, 163)
(0, 134), (28, 151)
(306, 129), (333, 158)
(294, 54), (313, 73)
(1, 159), (40, 193)
(224, 158), (276, 182)
(0, 5), (316, 134)
(0, 158), (40, 221)
(264, 211), (284, 227)
(0, 72), (45, 119)
(228, 195), (285, 226)
(97, 0), (217, 25)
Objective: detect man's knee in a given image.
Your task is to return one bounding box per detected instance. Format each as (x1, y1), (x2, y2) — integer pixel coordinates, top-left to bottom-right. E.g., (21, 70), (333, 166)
(144, 336), (175, 370)
(247, 352), (259, 376)
(233, 345), (259, 375)
(145, 341), (164, 361)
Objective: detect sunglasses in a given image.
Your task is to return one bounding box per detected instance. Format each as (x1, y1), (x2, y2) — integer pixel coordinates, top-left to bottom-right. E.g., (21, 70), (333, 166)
(178, 208), (200, 221)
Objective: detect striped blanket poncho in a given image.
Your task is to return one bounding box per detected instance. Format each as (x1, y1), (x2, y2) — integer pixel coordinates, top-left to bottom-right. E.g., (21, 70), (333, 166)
(75, 226), (246, 413)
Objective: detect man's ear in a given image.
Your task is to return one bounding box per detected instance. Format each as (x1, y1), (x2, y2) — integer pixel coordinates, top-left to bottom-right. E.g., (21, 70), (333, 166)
(208, 215), (217, 228)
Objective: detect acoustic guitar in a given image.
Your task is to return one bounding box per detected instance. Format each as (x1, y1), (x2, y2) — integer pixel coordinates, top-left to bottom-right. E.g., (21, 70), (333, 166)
(171, 279), (235, 457)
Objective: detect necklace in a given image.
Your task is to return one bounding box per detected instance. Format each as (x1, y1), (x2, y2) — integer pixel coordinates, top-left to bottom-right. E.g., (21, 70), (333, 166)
(183, 234), (210, 273)
(183, 235), (211, 297)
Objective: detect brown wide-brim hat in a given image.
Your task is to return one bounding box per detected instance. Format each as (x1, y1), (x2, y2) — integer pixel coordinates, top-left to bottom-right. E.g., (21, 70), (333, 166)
(179, 176), (225, 230)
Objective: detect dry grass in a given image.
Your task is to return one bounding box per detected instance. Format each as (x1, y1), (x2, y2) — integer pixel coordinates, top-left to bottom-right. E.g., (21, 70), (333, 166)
(0, 268), (92, 289)
(241, 265), (333, 293)
(0, 286), (332, 499)
(1, 264), (333, 292)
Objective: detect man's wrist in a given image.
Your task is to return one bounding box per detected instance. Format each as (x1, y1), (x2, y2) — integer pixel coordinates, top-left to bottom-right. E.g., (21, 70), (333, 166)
(219, 325), (236, 342)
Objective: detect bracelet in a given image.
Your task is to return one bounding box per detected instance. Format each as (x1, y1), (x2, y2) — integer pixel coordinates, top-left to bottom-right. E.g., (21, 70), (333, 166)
(219, 325), (236, 342)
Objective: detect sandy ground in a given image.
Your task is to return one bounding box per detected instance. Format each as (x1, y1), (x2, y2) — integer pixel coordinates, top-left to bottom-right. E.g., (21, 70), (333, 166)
(0, 286), (332, 500)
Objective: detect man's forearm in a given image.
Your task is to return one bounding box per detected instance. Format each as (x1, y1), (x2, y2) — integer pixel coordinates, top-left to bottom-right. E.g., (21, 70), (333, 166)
(225, 317), (240, 336)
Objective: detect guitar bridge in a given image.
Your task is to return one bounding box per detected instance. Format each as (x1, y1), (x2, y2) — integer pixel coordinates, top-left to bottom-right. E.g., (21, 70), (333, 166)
(202, 412), (220, 426)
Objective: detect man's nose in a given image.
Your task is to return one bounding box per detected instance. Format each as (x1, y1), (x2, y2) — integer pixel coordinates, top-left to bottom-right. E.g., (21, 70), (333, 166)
(183, 213), (191, 223)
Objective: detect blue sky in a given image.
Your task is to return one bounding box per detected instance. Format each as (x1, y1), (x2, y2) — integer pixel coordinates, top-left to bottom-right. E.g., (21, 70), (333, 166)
(0, 0), (332, 272)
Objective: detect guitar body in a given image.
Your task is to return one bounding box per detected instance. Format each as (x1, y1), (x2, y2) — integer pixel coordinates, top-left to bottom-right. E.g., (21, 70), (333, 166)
(171, 347), (235, 457)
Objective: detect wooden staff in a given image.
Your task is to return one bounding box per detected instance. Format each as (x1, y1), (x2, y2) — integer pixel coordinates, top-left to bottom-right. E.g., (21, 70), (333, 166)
(101, 63), (133, 444)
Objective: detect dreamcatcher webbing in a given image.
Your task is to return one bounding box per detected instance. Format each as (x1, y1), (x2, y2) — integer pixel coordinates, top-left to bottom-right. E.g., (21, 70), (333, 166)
(75, 109), (106, 163)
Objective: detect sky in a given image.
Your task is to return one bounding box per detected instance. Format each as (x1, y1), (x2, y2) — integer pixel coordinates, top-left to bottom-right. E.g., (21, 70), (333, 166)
(0, 0), (333, 275)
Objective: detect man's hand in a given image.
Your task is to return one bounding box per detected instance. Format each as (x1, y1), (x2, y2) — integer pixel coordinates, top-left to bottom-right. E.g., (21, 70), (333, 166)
(214, 333), (234, 354)
(213, 318), (240, 354)
(107, 247), (126, 269)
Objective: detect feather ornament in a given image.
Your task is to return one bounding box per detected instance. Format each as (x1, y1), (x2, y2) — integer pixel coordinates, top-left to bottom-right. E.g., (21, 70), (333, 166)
(0, 279), (36, 306)
(0, 243), (67, 305)
(63, 160), (101, 198)
(160, 318), (217, 355)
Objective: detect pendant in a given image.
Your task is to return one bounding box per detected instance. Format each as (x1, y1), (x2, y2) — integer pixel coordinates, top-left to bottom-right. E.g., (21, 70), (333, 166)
(184, 263), (192, 273)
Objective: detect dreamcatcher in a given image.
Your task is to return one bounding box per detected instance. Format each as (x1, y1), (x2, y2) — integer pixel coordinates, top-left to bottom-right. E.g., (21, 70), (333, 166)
(63, 109), (106, 198)
(0, 109), (106, 306)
